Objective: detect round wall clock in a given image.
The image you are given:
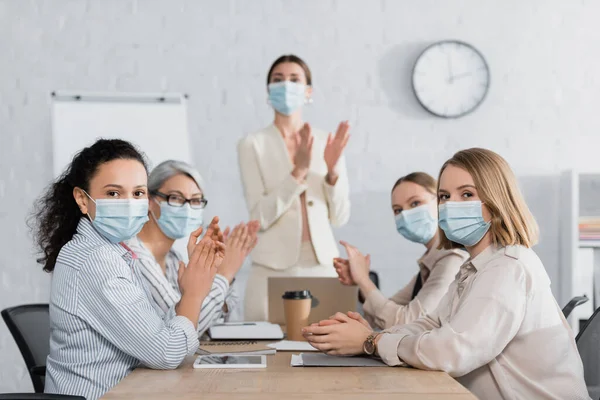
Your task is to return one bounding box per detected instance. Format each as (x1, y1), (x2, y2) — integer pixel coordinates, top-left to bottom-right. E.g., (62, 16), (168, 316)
(412, 40), (490, 118)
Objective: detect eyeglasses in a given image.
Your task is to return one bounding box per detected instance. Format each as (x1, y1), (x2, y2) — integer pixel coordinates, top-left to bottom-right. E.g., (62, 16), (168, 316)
(152, 191), (208, 209)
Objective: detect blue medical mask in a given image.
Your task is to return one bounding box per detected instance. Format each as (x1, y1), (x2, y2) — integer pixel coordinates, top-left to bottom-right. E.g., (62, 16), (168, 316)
(395, 203), (437, 244)
(152, 200), (204, 240)
(85, 192), (149, 244)
(439, 201), (491, 247)
(268, 81), (307, 115)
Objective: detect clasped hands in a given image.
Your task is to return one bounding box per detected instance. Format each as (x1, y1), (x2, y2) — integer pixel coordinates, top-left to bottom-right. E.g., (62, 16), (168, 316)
(301, 311), (375, 356)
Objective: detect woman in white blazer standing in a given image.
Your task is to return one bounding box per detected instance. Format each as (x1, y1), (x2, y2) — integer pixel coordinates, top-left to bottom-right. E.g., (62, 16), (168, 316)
(238, 54), (351, 320)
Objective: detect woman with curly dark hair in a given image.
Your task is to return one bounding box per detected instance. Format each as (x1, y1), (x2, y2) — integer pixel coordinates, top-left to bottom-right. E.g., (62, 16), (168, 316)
(31, 139), (223, 400)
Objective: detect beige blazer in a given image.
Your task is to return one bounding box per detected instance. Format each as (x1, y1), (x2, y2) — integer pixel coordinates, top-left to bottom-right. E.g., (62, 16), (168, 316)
(237, 124), (350, 270)
(363, 247), (468, 330)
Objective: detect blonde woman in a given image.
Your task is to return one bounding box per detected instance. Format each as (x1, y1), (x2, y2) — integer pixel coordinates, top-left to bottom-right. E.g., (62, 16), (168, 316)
(238, 54), (351, 320)
(304, 148), (589, 400)
(334, 172), (468, 329)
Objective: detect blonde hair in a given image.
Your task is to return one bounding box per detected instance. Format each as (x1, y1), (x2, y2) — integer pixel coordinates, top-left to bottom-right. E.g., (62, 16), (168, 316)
(438, 148), (539, 249)
(392, 172), (437, 195)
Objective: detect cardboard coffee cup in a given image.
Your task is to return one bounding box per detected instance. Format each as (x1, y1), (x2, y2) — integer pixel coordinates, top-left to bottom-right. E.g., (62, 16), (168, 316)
(282, 290), (313, 341)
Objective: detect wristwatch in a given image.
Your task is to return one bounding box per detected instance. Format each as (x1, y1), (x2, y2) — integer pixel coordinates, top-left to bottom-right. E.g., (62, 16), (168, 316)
(363, 333), (380, 356)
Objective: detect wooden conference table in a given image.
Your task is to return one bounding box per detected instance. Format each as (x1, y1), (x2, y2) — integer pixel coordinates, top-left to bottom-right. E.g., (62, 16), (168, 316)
(103, 352), (476, 399)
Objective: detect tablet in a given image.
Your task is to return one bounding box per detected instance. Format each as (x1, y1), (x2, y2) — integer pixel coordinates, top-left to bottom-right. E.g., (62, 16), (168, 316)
(193, 355), (267, 369)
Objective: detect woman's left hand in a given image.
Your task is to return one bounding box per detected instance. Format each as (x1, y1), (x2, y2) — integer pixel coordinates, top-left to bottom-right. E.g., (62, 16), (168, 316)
(244, 220), (260, 257)
(302, 312), (373, 356)
(324, 121), (350, 183)
(188, 216), (226, 267)
(218, 222), (254, 283)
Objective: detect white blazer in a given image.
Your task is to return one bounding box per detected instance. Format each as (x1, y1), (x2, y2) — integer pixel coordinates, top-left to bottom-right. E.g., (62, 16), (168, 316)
(237, 124), (351, 270)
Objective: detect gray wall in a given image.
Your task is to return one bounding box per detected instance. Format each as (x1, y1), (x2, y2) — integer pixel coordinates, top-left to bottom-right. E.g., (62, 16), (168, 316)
(2, 0), (600, 392)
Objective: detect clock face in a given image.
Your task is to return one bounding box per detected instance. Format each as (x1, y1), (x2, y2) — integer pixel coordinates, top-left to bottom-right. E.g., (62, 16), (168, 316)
(412, 40), (490, 118)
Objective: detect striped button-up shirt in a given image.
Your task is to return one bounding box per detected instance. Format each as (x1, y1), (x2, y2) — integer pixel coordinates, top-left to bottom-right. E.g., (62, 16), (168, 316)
(363, 246), (467, 329)
(45, 218), (199, 400)
(127, 236), (239, 337)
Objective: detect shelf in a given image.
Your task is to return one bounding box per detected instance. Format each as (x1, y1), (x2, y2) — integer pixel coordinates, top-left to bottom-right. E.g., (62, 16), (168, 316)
(579, 241), (600, 248)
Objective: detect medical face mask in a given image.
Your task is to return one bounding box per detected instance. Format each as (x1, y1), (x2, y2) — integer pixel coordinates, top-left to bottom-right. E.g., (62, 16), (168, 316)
(268, 81), (307, 115)
(152, 200), (204, 240)
(85, 192), (149, 244)
(395, 203), (437, 244)
(439, 200), (491, 247)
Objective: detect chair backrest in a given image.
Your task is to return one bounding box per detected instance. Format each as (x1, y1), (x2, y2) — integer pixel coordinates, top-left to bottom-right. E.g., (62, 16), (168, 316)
(563, 295), (589, 319)
(369, 271), (380, 290)
(358, 271), (380, 304)
(576, 306), (600, 397)
(1, 304), (50, 393)
(0, 395), (85, 400)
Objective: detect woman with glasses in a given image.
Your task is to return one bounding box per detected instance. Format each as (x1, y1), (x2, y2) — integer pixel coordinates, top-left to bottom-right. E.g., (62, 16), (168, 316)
(128, 160), (258, 337)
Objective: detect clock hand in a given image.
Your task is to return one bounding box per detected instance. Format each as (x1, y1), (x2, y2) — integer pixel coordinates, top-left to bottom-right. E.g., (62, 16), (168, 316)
(446, 54), (454, 83)
(450, 71), (473, 80)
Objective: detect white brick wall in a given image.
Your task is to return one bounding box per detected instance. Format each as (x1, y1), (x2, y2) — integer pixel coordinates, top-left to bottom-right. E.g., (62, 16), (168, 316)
(1, 0), (600, 392)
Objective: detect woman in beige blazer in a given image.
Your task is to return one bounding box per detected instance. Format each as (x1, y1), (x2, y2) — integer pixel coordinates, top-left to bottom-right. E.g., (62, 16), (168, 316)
(334, 172), (468, 330)
(238, 54), (351, 320)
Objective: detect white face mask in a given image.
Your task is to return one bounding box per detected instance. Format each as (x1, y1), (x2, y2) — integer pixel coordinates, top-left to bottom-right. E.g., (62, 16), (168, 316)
(395, 203), (438, 244)
(84, 191), (149, 243)
(439, 201), (491, 246)
(268, 81), (307, 115)
(151, 199), (204, 240)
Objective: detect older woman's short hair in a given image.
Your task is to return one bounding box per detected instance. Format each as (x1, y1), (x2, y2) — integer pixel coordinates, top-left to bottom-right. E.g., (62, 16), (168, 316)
(148, 160), (205, 194)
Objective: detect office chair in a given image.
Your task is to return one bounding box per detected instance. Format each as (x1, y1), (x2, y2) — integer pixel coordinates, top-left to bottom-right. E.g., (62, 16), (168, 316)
(562, 295), (589, 319)
(576, 306), (600, 399)
(1, 304), (50, 393)
(358, 271), (380, 304)
(0, 395), (85, 400)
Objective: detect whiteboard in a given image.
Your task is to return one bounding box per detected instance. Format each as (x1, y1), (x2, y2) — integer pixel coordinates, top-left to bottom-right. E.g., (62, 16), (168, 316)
(51, 91), (192, 177)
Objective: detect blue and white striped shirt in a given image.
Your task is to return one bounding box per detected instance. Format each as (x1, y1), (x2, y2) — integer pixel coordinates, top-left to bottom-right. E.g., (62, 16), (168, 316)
(127, 236), (239, 338)
(45, 218), (199, 400)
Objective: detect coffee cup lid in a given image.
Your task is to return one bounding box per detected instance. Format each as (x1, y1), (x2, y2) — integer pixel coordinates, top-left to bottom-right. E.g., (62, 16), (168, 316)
(282, 290), (312, 300)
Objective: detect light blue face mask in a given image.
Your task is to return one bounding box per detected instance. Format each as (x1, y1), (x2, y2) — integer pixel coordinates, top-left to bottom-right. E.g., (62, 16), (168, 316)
(268, 81), (307, 115)
(85, 193), (149, 244)
(439, 200), (491, 247)
(152, 200), (204, 240)
(395, 203), (438, 245)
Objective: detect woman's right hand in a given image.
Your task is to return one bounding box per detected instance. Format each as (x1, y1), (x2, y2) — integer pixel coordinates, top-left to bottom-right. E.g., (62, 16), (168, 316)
(178, 236), (218, 301)
(333, 257), (356, 286)
(339, 240), (372, 287)
(292, 123), (314, 180)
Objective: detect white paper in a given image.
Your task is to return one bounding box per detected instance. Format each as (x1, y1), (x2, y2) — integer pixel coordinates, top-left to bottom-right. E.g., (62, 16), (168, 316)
(208, 322), (284, 340)
(268, 340), (318, 352)
(290, 354), (304, 367)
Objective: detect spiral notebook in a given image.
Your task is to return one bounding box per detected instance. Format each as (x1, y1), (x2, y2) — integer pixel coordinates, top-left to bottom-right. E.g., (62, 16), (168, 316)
(197, 340), (276, 356)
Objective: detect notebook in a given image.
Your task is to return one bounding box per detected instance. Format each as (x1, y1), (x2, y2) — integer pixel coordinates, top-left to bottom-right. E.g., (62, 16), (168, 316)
(290, 353), (387, 367)
(207, 322), (284, 340)
(197, 340), (275, 356)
